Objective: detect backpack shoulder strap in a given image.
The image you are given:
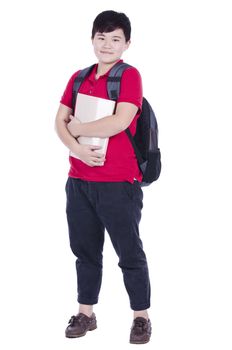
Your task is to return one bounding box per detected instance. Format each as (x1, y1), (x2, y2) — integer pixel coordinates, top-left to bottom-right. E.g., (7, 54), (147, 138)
(72, 64), (95, 111)
(107, 62), (131, 100)
(125, 125), (144, 166)
(108, 62), (145, 166)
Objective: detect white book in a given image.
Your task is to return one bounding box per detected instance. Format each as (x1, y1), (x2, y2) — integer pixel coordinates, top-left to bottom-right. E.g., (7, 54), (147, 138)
(70, 93), (116, 166)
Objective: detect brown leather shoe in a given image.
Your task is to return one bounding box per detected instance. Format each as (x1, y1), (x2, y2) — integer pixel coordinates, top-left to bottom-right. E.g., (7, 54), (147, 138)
(65, 313), (97, 338)
(129, 317), (152, 344)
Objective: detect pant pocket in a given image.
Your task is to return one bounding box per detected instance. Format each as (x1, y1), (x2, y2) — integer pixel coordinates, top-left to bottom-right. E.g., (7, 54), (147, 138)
(122, 182), (143, 201)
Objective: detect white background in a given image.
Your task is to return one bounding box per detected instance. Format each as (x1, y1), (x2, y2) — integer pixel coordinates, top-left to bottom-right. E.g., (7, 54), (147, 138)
(0, 0), (231, 349)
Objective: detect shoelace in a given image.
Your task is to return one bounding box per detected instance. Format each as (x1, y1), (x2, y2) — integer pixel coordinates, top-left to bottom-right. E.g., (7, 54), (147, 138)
(132, 319), (148, 335)
(68, 314), (89, 327)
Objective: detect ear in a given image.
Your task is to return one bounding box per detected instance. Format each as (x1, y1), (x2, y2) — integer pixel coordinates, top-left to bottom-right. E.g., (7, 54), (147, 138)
(125, 40), (131, 51)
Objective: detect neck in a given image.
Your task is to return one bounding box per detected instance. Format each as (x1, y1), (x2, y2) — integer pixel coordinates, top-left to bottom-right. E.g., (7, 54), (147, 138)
(96, 60), (121, 77)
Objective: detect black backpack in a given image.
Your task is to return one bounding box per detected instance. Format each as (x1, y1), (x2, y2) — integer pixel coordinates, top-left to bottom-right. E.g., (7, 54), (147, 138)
(72, 61), (161, 186)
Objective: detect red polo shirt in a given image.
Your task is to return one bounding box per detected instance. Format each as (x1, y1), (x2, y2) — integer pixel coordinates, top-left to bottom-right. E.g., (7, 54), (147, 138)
(60, 60), (143, 183)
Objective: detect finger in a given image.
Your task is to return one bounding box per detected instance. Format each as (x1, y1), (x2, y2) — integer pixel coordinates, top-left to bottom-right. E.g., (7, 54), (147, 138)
(88, 160), (97, 167)
(93, 152), (105, 158)
(91, 155), (105, 163)
(89, 145), (102, 150)
(86, 160), (94, 167)
(90, 158), (105, 165)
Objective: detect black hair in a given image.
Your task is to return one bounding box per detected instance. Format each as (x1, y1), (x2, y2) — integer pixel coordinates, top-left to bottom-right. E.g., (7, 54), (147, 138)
(91, 10), (131, 42)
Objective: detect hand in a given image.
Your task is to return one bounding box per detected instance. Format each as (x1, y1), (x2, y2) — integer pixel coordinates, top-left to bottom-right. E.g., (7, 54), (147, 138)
(72, 143), (106, 167)
(67, 115), (81, 138)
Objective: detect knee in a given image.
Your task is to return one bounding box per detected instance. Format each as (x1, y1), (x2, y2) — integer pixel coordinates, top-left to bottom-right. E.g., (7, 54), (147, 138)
(118, 254), (148, 270)
(70, 243), (103, 268)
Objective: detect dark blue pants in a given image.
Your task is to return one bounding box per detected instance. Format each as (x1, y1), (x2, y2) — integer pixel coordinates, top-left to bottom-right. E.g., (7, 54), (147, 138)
(65, 178), (150, 311)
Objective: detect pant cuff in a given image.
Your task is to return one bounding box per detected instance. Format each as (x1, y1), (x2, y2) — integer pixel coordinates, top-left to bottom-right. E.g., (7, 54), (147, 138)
(131, 303), (150, 311)
(78, 297), (98, 305)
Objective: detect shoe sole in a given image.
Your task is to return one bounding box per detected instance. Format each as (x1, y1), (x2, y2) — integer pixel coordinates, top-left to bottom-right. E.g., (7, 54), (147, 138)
(65, 325), (97, 338)
(130, 339), (150, 344)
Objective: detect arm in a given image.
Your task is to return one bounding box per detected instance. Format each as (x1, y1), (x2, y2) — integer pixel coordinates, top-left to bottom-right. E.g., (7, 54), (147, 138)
(55, 103), (106, 166)
(67, 102), (138, 138)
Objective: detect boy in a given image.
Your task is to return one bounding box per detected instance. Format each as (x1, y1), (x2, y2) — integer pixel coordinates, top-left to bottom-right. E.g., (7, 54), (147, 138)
(55, 10), (151, 344)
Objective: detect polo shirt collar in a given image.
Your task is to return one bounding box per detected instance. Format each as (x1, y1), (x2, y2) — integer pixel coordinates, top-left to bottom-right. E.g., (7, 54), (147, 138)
(88, 59), (123, 82)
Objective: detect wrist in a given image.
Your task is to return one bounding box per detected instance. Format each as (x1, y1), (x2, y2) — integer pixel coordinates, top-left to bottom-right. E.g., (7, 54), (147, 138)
(68, 138), (80, 154)
(67, 118), (81, 138)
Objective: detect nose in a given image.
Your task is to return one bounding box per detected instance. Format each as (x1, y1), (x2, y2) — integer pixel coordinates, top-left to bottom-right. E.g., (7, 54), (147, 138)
(103, 39), (111, 48)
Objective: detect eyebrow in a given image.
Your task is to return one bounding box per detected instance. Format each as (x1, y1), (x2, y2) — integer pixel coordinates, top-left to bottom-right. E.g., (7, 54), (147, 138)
(96, 33), (122, 39)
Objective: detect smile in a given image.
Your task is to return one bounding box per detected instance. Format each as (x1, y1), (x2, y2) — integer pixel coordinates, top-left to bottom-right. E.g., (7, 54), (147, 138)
(100, 51), (113, 54)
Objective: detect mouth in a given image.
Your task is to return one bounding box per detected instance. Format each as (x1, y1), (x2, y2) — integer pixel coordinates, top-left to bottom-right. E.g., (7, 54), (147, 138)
(100, 51), (113, 54)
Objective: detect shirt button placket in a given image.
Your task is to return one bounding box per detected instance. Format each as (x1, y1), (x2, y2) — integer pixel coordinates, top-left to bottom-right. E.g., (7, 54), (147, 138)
(89, 81), (94, 94)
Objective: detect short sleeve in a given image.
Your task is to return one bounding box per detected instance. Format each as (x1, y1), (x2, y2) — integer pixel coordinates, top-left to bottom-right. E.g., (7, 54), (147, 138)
(117, 67), (143, 110)
(60, 70), (80, 109)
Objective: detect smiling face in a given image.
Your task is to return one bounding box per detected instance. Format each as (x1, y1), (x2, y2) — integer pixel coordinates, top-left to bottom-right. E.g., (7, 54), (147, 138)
(92, 28), (130, 64)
